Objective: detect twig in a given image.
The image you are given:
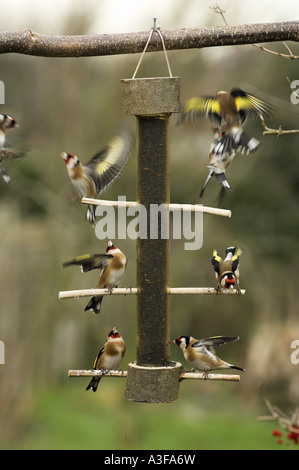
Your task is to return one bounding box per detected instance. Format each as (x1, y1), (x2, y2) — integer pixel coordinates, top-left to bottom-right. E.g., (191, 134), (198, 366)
(261, 120), (299, 136)
(211, 5), (299, 60)
(259, 397), (299, 434)
(252, 43), (299, 60)
(68, 369), (241, 381)
(58, 287), (245, 299)
(81, 197), (232, 218)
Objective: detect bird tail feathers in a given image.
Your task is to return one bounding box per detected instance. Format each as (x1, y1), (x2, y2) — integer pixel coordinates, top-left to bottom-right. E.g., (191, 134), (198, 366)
(86, 376), (102, 392)
(213, 129), (260, 156)
(85, 295), (103, 314)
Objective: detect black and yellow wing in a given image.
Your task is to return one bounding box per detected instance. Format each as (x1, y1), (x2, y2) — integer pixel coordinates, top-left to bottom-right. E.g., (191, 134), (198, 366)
(230, 88), (273, 122)
(231, 247), (245, 272)
(211, 249), (222, 274)
(85, 131), (132, 194)
(192, 335), (239, 350)
(180, 96), (222, 127)
(62, 253), (113, 273)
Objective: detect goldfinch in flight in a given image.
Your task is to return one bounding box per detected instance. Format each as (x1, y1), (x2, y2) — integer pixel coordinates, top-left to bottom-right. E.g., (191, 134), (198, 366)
(61, 131), (132, 224)
(86, 326), (126, 392)
(180, 88), (273, 199)
(0, 114), (19, 183)
(0, 114), (19, 150)
(211, 246), (244, 294)
(173, 335), (245, 378)
(62, 240), (127, 314)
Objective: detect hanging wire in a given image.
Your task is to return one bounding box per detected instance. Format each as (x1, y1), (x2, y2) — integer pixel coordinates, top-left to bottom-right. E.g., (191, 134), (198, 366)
(132, 17), (173, 79)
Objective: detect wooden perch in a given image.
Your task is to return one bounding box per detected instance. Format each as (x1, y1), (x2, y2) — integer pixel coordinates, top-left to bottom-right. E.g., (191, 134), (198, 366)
(68, 369), (240, 382)
(81, 197), (232, 218)
(0, 21), (298, 57)
(262, 123), (299, 136)
(59, 287), (245, 299)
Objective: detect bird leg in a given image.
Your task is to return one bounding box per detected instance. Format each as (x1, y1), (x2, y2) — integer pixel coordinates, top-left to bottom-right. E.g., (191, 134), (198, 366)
(215, 284), (221, 295)
(104, 285), (114, 295)
(202, 371), (211, 380)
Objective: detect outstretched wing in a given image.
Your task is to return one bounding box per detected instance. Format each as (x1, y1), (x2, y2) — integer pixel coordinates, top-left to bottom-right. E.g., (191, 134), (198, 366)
(180, 96), (222, 127)
(192, 336), (239, 351)
(85, 132), (132, 194)
(230, 88), (274, 122)
(62, 253), (113, 272)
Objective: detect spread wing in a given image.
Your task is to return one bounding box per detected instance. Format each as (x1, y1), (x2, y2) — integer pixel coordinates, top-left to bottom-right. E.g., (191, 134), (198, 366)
(230, 88), (274, 122)
(211, 249), (222, 274)
(62, 253), (113, 272)
(85, 132), (132, 194)
(180, 96), (222, 127)
(192, 336), (239, 351)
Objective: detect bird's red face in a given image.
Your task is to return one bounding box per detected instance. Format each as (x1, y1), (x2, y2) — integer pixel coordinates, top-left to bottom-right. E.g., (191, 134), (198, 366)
(60, 152), (79, 168)
(108, 327), (121, 339)
(106, 241), (117, 253)
(222, 274), (236, 289)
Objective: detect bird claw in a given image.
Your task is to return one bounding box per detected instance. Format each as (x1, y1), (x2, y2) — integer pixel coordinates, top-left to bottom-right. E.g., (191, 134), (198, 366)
(215, 284), (221, 295)
(202, 371), (210, 380)
(104, 285), (114, 295)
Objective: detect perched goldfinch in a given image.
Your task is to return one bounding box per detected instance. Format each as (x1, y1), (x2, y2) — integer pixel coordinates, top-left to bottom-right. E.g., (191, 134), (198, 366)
(86, 327), (126, 392)
(62, 240), (127, 314)
(211, 246), (244, 293)
(61, 131), (132, 224)
(0, 114), (19, 150)
(173, 335), (245, 378)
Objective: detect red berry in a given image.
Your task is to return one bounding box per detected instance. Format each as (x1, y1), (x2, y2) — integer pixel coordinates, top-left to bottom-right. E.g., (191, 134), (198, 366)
(272, 429), (282, 437)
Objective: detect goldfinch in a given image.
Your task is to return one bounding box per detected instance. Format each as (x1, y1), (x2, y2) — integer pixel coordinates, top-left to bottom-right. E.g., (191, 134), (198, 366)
(0, 114), (19, 183)
(199, 128), (233, 201)
(0, 114), (19, 150)
(62, 240), (127, 314)
(211, 246), (244, 293)
(86, 326), (126, 392)
(173, 335), (245, 378)
(181, 87), (272, 157)
(61, 131), (132, 224)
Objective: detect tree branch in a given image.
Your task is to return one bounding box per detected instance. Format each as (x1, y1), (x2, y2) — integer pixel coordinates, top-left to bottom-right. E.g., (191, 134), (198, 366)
(0, 21), (298, 57)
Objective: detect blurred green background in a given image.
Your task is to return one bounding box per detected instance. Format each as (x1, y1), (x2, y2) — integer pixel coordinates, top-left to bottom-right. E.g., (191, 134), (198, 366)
(0, 0), (298, 450)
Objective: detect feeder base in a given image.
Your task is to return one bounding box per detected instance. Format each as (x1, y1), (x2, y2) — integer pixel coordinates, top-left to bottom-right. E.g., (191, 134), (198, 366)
(125, 361), (183, 403)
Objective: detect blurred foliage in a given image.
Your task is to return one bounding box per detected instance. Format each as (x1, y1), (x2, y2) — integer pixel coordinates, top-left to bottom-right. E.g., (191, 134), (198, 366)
(0, 6), (299, 450)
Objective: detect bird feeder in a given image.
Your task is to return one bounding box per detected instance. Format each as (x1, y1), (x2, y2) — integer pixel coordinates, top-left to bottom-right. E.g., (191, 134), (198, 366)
(121, 72), (182, 402)
(61, 20), (244, 403)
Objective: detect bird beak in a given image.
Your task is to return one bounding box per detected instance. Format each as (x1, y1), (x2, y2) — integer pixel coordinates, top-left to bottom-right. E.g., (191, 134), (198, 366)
(13, 123), (20, 129)
(60, 152), (67, 161)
